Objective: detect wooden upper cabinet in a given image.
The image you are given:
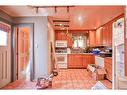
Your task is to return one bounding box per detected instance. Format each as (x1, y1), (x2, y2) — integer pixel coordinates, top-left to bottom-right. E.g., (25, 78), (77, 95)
(55, 32), (60, 40)
(89, 23), (113, 47)
(102, 26), (107, 45)
(102, 22), (113, 46)
(67, 33), (73, 47)
(55, 31), (73, 47)
(55, 31), (67, 40)
(96, 27), (103, 46)
(108, 22), (113, 45)
(89, 30), (96, 47)
(89, 25), (112, 47)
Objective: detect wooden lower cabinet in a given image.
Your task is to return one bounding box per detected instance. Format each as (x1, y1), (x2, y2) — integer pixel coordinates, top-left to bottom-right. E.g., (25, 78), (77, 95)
(104, 57), (112, 82)
(68, 54), (83, 68)
(68, 54), (95, 69)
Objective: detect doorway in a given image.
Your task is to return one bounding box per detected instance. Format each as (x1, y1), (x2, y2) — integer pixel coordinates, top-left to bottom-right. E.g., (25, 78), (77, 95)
(13, 24), (34, 81)
(0, 21), (11, 88)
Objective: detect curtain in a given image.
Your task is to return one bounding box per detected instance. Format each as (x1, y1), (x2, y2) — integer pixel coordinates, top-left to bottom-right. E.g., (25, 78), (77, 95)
(0, 21), (11, 32)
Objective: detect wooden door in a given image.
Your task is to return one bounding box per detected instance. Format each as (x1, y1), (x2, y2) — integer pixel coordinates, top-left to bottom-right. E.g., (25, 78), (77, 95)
(0, 23), (11, 88)
(15, 27), (30, 80)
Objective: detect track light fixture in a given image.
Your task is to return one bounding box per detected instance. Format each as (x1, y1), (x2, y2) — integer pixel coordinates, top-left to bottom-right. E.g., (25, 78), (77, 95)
(28, 6), (75, 14)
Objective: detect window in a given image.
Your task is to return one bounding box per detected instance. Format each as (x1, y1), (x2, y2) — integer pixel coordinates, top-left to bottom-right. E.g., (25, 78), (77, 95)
(72, 33), (87, 48)
(0, 21), (10, 46)
(0, 30), (7, 46)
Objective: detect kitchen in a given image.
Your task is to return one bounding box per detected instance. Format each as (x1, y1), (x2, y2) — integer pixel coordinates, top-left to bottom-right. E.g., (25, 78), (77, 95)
(0, 6), (126, 90)
(48, 6), (126, 89)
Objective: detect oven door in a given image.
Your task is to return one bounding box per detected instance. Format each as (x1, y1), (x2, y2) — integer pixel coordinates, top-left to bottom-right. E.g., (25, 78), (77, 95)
(56, 54), (67, 63)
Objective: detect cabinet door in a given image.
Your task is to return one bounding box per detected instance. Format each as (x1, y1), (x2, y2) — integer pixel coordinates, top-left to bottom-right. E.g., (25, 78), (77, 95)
(62, 33), (67, 40)
(89, 31), (96, 47)
(87, 55), (95, 64)
(68, 54), (83, 68)
(107, 24), (110, 45)
(68, 55), (74, 68)
(108, 22), (112, 45)
(82, 55), (87, 68)
(102, 26), (107, 45)
(72, 55), (82, 68)
(67, 33), (73, 47)
(55, 32), (62, 40)
(96, 28), (103, 46)
(83, 55), (95, 68)
(104, 58), (112, 81)
(55, 31), (67, 40)
(95, 29), (99, 46)
(55, 32), (59, 40)
(75, 55), (83, 68)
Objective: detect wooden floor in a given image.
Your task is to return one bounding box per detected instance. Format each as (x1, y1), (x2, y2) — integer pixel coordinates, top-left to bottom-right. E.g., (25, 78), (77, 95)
(2, 69), (112, 90)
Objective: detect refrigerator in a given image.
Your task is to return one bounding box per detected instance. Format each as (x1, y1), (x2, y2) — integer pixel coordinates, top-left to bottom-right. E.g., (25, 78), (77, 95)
(112, 17), (125, 89)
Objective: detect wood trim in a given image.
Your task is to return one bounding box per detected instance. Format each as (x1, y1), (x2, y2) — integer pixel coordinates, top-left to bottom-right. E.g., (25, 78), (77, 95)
(124, 7), (127, 76)
(13, 23), (34, 81)
(55, 30), (91, 34)
(55, 29), (96, 31)
(125, 38), (127, 76)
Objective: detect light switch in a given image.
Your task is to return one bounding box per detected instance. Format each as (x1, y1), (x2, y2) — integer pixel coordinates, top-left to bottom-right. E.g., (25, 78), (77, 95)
(35, 43), (38, 48)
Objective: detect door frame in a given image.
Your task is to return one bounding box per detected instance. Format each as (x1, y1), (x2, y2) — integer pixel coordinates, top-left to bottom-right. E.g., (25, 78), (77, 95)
(12, 23), (34, 81)
(0, 18), (12, 88)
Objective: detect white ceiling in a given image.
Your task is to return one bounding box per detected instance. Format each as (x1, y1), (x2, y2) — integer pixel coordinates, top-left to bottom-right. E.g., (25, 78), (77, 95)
(0, 6), (125, 30)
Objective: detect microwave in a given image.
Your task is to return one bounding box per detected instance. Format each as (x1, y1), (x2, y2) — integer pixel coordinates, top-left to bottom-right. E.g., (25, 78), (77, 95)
(55, 40), (67, 48)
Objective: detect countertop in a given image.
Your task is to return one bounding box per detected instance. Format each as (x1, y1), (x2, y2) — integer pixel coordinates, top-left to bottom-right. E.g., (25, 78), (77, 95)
(68, 53), (93, 55)
(55, 52), (94, 55)
(95, 55), (112, 59)
(104, 57), (112, 60)
(55, 53), (112, 59)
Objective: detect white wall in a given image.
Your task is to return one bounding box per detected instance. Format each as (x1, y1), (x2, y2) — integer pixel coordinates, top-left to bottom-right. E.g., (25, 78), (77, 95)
(13, 17), (48, 79)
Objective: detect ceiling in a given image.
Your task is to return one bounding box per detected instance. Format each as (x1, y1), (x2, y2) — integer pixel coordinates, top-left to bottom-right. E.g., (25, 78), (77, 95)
(0, 6), (125, 30)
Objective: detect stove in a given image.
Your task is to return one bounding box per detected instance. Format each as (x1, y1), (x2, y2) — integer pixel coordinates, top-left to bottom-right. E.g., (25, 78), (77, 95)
(55, 48), (67, 68)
